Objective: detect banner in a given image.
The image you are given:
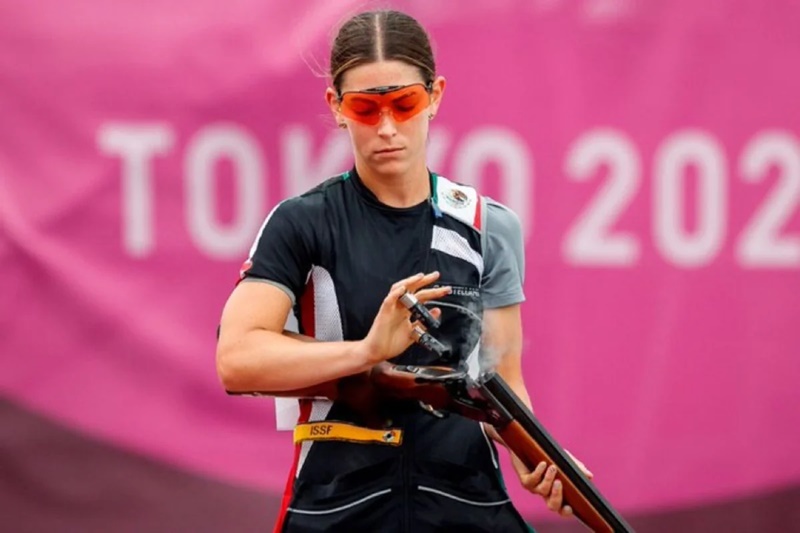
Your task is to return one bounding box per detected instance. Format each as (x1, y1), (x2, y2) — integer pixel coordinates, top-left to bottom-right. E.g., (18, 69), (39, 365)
(1, 0), (798, 530)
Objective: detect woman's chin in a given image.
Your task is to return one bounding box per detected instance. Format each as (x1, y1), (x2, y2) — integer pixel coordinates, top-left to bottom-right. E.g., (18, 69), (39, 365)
(369, 158), (409, 176)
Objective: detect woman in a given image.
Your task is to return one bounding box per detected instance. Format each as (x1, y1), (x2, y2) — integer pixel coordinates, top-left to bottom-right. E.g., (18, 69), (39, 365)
(217, 9), (589, 532)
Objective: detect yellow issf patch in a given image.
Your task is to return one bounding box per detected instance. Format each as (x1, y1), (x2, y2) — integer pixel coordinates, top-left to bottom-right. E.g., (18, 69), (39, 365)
(293, 422), (403, 446)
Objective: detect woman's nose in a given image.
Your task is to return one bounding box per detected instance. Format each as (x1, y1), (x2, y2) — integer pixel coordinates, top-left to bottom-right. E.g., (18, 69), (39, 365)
(376, 109), (397, 136)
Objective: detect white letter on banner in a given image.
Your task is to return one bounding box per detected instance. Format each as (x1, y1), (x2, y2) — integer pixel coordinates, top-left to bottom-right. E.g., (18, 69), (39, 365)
(185, 124), (264, 258)
(97, 123), (174, 258)
(282, 126), (352, 198)
(563, 129), (641, 267)
(653, 130), (727, 268)
(737, 131), (800, 268)
(452, 128), (533, 240)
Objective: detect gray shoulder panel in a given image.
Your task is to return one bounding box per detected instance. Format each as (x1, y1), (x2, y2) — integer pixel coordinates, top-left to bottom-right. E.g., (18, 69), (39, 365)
(241, 277), (297, 306)
(481, 197), (526, 309)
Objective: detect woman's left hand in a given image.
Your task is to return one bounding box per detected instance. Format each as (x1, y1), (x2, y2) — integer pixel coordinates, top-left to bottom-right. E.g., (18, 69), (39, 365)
(485, 425), (593, 518)
(509, 450), (593, 518)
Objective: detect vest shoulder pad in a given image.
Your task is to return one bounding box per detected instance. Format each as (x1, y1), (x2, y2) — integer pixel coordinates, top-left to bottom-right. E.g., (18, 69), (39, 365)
(434, 174), (483, 231)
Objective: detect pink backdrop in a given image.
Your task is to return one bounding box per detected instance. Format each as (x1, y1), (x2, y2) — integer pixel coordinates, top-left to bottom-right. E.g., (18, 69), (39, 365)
(1, 0), (799, 522)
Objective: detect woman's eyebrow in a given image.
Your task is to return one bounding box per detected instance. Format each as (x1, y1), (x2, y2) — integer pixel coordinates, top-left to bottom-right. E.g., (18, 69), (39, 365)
(349, 95), (381, 103)
(392, 92), (416, 101)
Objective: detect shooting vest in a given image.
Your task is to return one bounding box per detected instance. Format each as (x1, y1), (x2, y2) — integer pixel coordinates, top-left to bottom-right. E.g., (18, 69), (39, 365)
(273, 169), (528, 533)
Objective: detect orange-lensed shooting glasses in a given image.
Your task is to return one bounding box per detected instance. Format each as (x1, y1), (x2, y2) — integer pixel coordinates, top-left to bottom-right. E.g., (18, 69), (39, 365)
(337, 82), (432, 126)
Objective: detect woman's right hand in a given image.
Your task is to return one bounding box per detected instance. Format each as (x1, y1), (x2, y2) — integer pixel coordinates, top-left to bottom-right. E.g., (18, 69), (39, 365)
(359, 271), (451, 365)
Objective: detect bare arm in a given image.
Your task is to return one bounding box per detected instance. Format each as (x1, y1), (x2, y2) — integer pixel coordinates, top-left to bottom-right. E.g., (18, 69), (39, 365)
(216, 281), (371, 393)
(482, 303), (592, 518)
(482, 304), (532, 410)
(216, 272), (450, 394)
(480, 304), (533, 445)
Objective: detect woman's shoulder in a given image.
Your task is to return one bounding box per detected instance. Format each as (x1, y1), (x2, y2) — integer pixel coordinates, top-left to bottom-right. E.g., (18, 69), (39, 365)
(433, 173), (482, 230)
(483, 197), (522, 235)
(275, 172), (350, 217)
(433, 174), (521, 234)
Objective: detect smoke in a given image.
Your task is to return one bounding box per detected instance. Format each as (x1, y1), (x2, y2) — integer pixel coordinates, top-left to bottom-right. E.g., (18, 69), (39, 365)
(479, 342), (503, 375)
(430, 299), (503, 375)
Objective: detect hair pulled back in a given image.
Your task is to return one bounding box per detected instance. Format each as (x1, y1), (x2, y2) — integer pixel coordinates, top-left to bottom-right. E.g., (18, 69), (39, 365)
(330, 10), (436, 93)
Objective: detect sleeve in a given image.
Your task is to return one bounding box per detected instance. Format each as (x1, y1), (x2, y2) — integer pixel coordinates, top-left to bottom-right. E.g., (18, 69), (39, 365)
(239, 198), (316, 305)
(480, 197), (526, 309)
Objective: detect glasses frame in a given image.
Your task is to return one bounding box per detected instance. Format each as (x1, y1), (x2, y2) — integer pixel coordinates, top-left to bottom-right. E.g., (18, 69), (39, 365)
(336, 82), (434, 125)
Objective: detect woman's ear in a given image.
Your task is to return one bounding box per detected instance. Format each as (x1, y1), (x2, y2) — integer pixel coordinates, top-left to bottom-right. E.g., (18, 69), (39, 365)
(325, 87), (343, 126)
(429, 75), (446, 118)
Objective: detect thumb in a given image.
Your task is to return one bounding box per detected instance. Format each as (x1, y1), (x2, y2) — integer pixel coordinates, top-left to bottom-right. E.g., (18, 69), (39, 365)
(566, 449), (594, 479)
(510, 453), (531, 479)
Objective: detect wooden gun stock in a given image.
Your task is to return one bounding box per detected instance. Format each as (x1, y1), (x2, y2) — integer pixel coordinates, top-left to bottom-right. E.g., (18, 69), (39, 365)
(483, 376), (634, 533)
(373, 365), (634, 533)
(499, 420), (613, 531)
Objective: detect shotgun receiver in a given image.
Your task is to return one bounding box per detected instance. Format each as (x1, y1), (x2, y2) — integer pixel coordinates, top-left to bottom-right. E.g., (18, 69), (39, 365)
(390, 291), (633, 531)
(371, 362), (635, 533)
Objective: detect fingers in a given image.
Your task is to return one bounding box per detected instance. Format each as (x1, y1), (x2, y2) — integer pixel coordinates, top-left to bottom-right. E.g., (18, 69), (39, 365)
(390, 271), (439, 293)
(566, 449), (593, 479)
(410, 325), (427, 341)
(520, 463), (574, 518)
(519, 461), (547, 492)
(509, 454), (530, 479)
(409, 304), (442, 330)
(382, 283), (411, 309)
(534, 464), (558, 498)
(385, 272), (449, 317)
(546, 478), (564, 513)
(414, 285), (452, 303)
(407, 271), (441, 292)
(533, 463), (573, 518)
(549, 484), (573, 519)
(390, 272), (423, 292)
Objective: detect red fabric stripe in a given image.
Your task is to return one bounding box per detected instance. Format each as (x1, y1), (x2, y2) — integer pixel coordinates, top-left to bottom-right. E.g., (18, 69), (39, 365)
(273, 277), (315, 533)
(473, 194), (483, 231)
(272, 399), (313, 533)
(299, 276), (315, 337)
(233, 259), (252, 287)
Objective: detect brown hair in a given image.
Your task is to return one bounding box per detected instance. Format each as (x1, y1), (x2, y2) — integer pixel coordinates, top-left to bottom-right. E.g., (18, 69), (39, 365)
(330, 10), (436, 94)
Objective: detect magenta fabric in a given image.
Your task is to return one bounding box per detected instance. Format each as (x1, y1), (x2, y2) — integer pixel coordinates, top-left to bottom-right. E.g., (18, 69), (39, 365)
(1, 0), (798, 520)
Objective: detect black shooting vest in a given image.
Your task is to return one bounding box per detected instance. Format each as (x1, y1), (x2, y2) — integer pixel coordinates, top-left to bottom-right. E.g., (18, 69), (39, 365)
(277, 169), (529, 533)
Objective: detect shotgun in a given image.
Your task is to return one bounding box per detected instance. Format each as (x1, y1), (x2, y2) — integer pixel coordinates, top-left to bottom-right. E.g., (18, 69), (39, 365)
(371, 362), (635, 533)
(225, 293), (635, 532)
(381, 292), (635, 532)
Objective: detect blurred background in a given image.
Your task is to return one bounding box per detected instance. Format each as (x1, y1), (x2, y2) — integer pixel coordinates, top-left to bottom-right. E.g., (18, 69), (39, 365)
(1, 0), (799, 531)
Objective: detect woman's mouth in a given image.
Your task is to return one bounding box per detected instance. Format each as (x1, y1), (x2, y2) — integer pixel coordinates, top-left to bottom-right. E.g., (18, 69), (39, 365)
(375, 147), (404, 155)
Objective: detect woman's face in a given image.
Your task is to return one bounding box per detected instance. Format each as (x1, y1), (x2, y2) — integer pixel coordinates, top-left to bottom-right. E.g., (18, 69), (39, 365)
(327, 60), (445, 179)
